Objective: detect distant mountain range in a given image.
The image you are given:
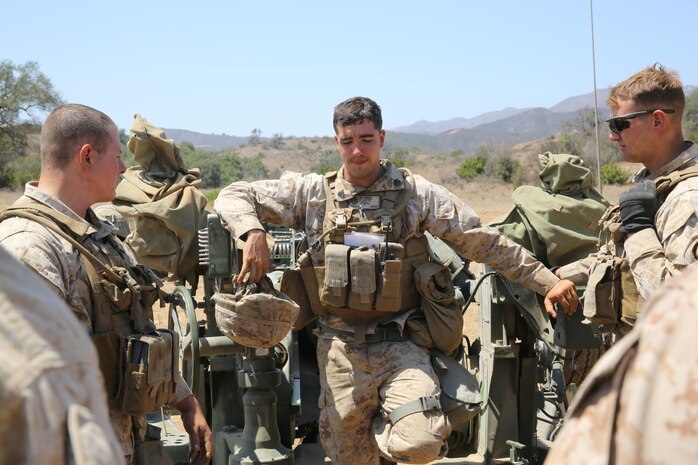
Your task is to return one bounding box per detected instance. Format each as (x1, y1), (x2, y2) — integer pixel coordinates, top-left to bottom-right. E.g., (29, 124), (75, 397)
(165, 86), (695, 153)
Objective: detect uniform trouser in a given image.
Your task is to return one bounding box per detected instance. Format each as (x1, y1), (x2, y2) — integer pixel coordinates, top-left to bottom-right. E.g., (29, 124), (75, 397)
(316, 336), (450, 465)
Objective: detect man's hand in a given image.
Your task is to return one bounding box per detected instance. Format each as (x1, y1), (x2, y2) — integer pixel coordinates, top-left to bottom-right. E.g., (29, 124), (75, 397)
(619, 179), (658, 233)
(237, 229), (274, 284)
(174, 395), (213, 465)
(544, 279), (579, 318)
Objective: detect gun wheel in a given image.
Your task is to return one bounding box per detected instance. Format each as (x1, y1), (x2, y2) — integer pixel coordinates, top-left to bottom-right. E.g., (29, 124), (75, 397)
(563, 347), (605, 386)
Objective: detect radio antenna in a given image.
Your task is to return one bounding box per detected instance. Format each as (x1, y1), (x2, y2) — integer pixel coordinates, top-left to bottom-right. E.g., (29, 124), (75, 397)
(590, 0), (603, 193)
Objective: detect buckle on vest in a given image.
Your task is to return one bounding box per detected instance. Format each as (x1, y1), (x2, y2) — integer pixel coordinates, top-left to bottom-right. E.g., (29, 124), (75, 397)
(380, 212), (392, 232)
(335, 211), (347, 231)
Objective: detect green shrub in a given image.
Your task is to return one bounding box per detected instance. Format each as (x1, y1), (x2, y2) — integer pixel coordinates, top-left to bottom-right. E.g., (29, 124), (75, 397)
(456, 156), (486, 180)
(205, 189), (220, 204)
(311, 150), (342, 174)
(601, 163), (630, 185)
(495, 157), (521, 183)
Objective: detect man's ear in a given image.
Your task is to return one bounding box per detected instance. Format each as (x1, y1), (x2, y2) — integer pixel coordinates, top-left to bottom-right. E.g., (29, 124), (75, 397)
(78, 143), (92, 167)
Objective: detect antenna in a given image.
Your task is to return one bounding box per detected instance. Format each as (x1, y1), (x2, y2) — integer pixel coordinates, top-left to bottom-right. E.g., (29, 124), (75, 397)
(590, 0), (603, 193)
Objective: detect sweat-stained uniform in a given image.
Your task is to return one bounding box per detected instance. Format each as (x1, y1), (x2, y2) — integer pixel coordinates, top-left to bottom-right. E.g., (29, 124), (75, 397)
(0, 183), (192, 460)
(544, 261), (698, 465)
(0, 244), (125, 465)
(559, 141), (698, 301)
(214, 160), (559, 465)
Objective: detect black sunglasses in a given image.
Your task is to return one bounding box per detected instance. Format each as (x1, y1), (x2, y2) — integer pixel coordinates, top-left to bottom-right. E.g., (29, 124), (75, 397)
(606, 108), (675, 134)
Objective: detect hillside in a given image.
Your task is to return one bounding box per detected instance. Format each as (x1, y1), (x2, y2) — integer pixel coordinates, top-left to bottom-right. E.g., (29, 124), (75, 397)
(164, 85), (695, 155)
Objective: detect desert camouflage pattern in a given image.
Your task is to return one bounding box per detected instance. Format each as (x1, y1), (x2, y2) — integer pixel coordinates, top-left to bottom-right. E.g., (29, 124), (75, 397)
(624, 141), (698, 299)
(215, 160), (560, 463)
(0, 183), (192, 457)
(545, 261), (698, 465)
(213, 284), (300, 349)
(316, 337), (449, 465)
(214, 161), (558, 298)
(0, 244), (125, 465)
(559, 141), (698, 300)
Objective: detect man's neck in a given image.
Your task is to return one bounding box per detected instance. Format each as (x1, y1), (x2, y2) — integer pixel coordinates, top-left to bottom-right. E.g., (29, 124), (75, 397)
(643, 137), (688, 174)
(37, 176), (91, 218)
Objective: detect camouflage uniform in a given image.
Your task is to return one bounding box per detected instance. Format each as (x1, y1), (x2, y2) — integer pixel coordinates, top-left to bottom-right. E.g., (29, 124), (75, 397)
(0, 183), (192, 458)
(559, 141), (698, 300)
(0, 244), (125, 465)
(214, 161), (559, 464)
(545, 261), (698, 465)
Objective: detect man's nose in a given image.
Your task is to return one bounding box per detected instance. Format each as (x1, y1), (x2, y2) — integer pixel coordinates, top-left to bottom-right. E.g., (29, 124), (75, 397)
(608, 131), (620, 142)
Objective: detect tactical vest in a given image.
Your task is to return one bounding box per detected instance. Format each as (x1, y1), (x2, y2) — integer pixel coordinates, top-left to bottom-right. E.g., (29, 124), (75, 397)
(0, 203), (178, 416)
(586, 163), (698, 328)
(312, 168), (430, 324)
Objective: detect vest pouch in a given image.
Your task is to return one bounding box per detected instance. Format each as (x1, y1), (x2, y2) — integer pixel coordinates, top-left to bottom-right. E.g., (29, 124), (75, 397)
(295, 251), (327, 317)
(375, 242), (404, 312)
(121, 329), (179, 415)
(98, 279), (134, 312)
(91, 332), (123, 408)
(321, 244), (351, 308)
(347, 247), (377, 311)
(583, 256), (621, 326)
(619, 258), (643, 326)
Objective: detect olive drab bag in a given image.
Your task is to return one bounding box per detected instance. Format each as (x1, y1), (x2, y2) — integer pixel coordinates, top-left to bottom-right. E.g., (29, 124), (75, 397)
(490, 152), (610, 268)
(111, 114), (208, 284)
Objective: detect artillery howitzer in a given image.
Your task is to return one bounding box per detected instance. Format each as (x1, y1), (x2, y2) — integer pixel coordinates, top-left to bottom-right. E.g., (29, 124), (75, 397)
(158, 213), (603, 465)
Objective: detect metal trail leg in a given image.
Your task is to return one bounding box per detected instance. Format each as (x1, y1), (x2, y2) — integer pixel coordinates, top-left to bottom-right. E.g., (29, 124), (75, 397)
(228, 351), (294, 465)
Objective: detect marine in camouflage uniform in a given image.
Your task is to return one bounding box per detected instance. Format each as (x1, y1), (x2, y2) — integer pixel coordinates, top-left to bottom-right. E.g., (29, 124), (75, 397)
(0, 242), (124, 465)
(0, 184), (195, 457)
(544, 261), (698, 465)
(214, 96), (578, 465)
(558, 65), (698, 324)
(0, 104), (212, 465)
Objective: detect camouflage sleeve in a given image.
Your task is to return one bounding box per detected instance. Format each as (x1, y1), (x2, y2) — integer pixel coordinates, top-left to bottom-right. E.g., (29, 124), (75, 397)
(545, 263), (698, 465)
(624, 188), (698, 299)
(411, 177), (558, 295)
(556, 254), (597, 286)
(0, 222), (70, 300)
(213, 171), (320, 239)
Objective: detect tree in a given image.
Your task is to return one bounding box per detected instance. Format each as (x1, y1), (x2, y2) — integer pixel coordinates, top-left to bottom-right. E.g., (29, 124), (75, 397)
(271, 133), (284, 149)
(0, 60), (63, 186)
(249, 128), (262, 146)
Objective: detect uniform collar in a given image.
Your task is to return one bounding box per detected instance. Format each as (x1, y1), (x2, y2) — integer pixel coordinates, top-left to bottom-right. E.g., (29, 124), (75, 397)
(634, 140), (698, 181)
(22, 182), (114, 239)
(332, 160), (405, 201)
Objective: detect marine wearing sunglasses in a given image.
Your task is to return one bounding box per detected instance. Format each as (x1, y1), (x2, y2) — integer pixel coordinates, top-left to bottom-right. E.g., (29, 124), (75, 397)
(606, 108), (675, 135)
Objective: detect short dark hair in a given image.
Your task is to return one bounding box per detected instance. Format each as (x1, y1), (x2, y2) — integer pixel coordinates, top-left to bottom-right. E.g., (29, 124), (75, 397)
(40, 103), (117, 169)
(607, 63), (685, 112)
(333, 97), (383, 133)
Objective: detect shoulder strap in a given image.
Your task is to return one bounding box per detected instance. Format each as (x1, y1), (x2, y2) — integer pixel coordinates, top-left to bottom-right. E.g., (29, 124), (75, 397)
(654, 164), (698, 198)
(0, 207), (125, 285)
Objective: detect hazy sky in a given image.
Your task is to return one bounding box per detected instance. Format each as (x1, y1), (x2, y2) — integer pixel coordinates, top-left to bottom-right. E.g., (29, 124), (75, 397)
(3, 1), (697, 137)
